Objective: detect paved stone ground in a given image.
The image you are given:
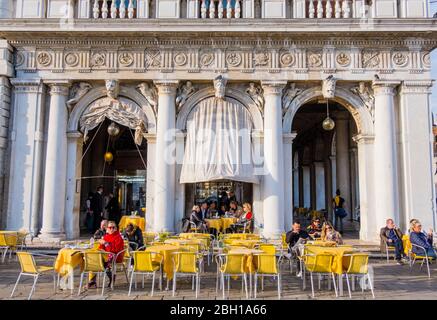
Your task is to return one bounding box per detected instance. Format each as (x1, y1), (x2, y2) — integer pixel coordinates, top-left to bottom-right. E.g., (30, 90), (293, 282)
(1, 252), (437, 300)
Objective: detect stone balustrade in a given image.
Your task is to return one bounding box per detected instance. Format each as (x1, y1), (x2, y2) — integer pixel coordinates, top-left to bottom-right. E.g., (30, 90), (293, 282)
(6, 0), (432, 19)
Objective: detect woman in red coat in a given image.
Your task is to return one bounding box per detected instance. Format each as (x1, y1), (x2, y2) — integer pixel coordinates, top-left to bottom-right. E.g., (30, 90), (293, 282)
(87, 221), (125, 288)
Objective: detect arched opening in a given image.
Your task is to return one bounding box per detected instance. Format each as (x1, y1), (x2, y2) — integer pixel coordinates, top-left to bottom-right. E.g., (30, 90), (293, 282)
(291, 98), (360, 238)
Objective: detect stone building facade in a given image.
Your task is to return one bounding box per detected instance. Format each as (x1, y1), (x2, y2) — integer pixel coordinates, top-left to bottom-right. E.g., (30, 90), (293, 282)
(0, 0), (436, 242)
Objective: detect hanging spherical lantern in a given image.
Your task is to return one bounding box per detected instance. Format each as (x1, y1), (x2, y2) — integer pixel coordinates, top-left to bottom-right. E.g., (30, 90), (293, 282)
(322, 116), (336, 131)
(107, 122), (120, 137)
(104, 151), (113, 162)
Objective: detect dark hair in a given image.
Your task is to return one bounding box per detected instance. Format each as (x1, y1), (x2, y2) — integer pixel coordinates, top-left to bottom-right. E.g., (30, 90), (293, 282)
(126, 223), (135, 233)
(293, 221), (301, 225)
(230, 200), (238, 206)
(97, 185), (103, 191)
(336, 189), (341, 196)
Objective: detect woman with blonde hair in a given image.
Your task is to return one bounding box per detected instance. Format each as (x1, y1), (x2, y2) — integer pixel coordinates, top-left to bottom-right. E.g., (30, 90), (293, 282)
(231, 202), (253, 233)
(321, 221), (343, 244)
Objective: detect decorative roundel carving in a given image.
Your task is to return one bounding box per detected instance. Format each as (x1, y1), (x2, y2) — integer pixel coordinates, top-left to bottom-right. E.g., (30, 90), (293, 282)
(422, 52), (431, 68)
(200, 52), (214, 67)
(226, 52), (242, 67)
(173, 52), (187, 66)
(64, 52), (79, 67)
(307, 52), (322, 67)
(91, 52), (106, 67)
(362, 51), (380, 68)
(392, 52), (408, 67)
(280, 52), (295, 67)
(118, 52), (134, 66)
(15, 52), (24, 66)
(37, 52), (52, 66)
(336, 52), (351, 66)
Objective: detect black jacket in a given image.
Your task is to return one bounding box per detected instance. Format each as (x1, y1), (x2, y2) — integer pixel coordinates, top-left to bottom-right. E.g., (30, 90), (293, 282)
(90, 192), (103, 216)
(123, 227), (144, 250)
(285, 230), (310, 247)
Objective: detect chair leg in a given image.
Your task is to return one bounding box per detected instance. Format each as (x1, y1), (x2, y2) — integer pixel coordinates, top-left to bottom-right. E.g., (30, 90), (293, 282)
(331, 273), (338, 297)
(261, 275), (264, 291)
(426, 259), (431, 278)
(215, 266), (219, 293)
(277, 274), (281, 299)
(172, 273), (177, 297)
(128, 271), (135, 296)
(345, 274), (352, 298)
(142, 274), (145, 289)
(221, 273), (225, 300)
(151, 272), (155, 297)
(28, 275), (38, 300)
(192, 275), (195, 291)
(243, 274), (248, 299)
(78, 273), (84, 296)
(367, 273), (375, 299)
(195, 273), (199, 299)
(10, 273), (22, 297)
(310, 272), (314, 298)
(53, 273), (56, 293)
(254, 274), (257, 298)
(101, 272), (106, 296)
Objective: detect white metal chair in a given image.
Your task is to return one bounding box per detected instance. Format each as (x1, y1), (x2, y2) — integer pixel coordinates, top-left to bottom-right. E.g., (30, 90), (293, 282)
(0, 233), (18, 263)
(128, 251), (163, 296)
(77, 251), (110, 296)
(302, 253), (338, 298)
(342, 253), (375, 299)
(409, 243), (435, 278)
(215, 253), (249, 300)
(172, 251), (203, 298)
(253, 253), (281, 299)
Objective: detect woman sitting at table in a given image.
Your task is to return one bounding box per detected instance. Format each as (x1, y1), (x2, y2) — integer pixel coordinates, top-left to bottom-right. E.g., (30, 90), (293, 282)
(87, 221), (124, 289)
(227, 201), (239, 217)
(190, 205), (207, 232)
(122, 223), (144, 251)
(409, 219), (436, 259)
(307, 218), (322, 239)
(321, 222), (343, 245)
(231, 203), (253, 233)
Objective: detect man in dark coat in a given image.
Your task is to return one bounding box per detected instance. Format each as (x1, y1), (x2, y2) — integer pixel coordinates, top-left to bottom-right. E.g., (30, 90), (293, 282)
(106, 192), (121, 225)
(380, 218), (405, 264)
(91, 185), (104, 232)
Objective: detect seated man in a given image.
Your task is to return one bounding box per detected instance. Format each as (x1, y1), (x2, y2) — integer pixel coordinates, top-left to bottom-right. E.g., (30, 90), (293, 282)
(285, 221), (310, 276)
(380, 218), (406, 264)
(122, 223), (144, 251)
(306, 218), (322, 239)
(93, 219), (108, 240)
(410, 220), (436, 259)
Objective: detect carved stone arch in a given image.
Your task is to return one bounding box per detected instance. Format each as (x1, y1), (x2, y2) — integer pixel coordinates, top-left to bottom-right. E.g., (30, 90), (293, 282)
(67, 85), (157, 133)
(176, 87), (264, 131)
(282, 86), (374, 136)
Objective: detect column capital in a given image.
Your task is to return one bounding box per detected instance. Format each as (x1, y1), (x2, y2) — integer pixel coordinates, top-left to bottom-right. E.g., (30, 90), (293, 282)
(352, 134), (375, 145)
(283, 132), (297, 144)
(143, 133), (157, 144)
(261, 81), (287, 95)
(399, 80), (434, 95)
(372, 80), (401, 96)
(153, 80), (179, 95)
(10, 78), (44, 93)
(44, 80), (71, 96)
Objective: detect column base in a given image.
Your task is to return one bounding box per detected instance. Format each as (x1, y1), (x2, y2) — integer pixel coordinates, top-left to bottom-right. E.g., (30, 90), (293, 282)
(261, 230), (284, 240)
(38, 231), (66, 244)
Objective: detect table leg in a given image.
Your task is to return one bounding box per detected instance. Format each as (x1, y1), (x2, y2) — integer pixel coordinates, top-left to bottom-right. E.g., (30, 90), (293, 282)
(338, 274), (343, 296)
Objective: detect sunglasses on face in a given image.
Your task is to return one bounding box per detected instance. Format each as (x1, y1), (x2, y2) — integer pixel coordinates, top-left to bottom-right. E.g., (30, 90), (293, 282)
(107, 226), (115, 229)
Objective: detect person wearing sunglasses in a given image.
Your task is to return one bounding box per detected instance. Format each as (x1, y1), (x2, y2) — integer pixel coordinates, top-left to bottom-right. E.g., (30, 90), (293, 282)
(87, 221), (124, 289)
(321, 222), (343, 245)
(409, 220), (436, 259)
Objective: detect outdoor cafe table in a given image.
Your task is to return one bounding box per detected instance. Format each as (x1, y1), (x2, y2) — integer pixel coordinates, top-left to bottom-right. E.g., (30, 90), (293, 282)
(225, 239), (261, 249)
(54, 248), (85, 292)
(305, 245), (354, 296)
(221, 217), (238, 232)
(119, 216), (146, 231)
(164, 238), (204, 249)
(145, 244), (179, 288)
(0, 231), (18, 246)
(179, 233), (212, 246)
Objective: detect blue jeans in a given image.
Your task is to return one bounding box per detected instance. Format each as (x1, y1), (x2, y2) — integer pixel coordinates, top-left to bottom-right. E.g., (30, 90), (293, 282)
(387, 239), (404, 260)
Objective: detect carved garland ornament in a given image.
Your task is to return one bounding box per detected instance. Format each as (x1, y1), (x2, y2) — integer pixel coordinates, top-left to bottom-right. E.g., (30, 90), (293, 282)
(226, 52), (242, 67)
(91, 52), (106, 67)
(254, 52), (269, 66)
(336, 52), (351, 66)
(362, 51), (380, 68)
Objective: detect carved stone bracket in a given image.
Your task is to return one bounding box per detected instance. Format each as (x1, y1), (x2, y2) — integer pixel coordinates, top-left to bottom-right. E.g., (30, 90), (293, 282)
(245, 82), (264, 116)
(213, 75), (227, 99)
(176, 81), (196, 113)
(350, 81), (375, 122)
(137, 82), (158, 115)
(282, 83), (302, 117)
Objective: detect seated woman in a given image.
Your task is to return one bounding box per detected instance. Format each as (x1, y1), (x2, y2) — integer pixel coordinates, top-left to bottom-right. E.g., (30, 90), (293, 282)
(321, 222), (343, 245)
(226, 201), (240, 217)
(122, 223), (144, 251)
(87, 221), (125, 289)
(190, 205), (207, 232)
(307, 218), (322, 239)
(409, 219), (436, 259)
(231, 203), (253, 233)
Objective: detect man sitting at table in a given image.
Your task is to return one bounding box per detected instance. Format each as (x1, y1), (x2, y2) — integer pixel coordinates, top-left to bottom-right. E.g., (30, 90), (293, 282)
(123, 223), (144, 251)
(87, 221), (124, 289)
(380, 218), (406, 265)
(285, 221), (310, 276)
(93, 219), (108, 240)
(306, 218), (322, 239)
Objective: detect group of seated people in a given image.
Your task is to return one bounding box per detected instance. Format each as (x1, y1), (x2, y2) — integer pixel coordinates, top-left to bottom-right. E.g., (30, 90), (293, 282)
(86, 220), (145, 289)
(380, 218), (436, 265)
(189, 201), (253, 234)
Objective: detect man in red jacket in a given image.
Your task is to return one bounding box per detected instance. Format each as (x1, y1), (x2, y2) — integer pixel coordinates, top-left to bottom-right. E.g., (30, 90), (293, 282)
(87, 221), (125, 288)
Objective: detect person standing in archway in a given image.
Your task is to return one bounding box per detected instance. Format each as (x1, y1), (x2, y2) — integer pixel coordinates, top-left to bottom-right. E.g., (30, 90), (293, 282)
(332, 189), (347, 234)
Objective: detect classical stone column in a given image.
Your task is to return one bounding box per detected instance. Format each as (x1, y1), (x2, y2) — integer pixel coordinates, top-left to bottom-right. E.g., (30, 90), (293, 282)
(144, 133), (156, 231)
(310, 162), (316, 209)
(252, 130), (264, 232)
(64, 131), (83, 240)
(314, 162), (325, 210)
(7, 79), (46, 234)
(174, 130), (186, 232)
(283, 132), (297, 230)
(372, 80), (401, 230)
(0, 77), (10, 229)
(398, 80), (435, 231)
(349, 146), (359, 221)
(40, 81), (71, 241)
(353, 134), (376, 240)
(261, 81), (287, 239)
(335, 112), (351, 215)
(0, 0), (13, 18)
(153, 80), (178, 232)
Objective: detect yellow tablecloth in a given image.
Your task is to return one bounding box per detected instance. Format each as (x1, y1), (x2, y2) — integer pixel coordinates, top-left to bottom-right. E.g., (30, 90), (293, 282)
(205, 219), (222, 232)
(0, 231), (18, 246)
(307, 240), (337, 247)
(164, 239), (204, 250)
(54, 248), (85, 277)
(223, 233), (260, 240)
(179, 233), (211, 246)
(227, 248), (265, 274)
(222, 218), (238, 231)
(305, 245), (354, 274)
(119, 216), (146, 231)
(146, 244), (178, 280)
(225, 239), (260, 249)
